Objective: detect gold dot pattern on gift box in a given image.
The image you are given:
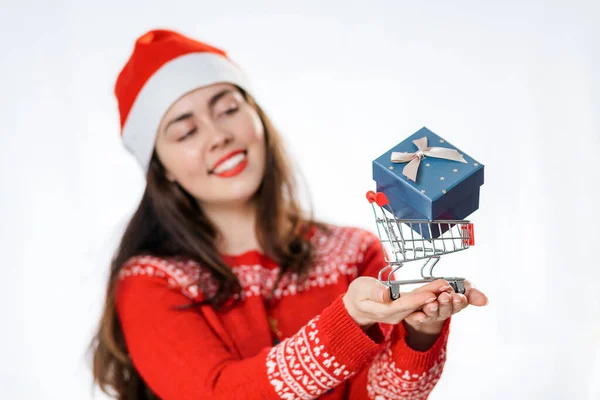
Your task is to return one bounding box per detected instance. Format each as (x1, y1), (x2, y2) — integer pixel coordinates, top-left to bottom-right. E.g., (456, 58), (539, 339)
(388, 139), (479, 199)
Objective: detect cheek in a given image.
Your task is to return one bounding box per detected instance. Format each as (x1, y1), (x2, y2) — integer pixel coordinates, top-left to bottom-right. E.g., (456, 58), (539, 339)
(247, 115), (267, 168)
(238, 112), (265, 144)
(179, 145), (208, 177)
(252, 113), (265, 141)
(161, 142), (207, 180)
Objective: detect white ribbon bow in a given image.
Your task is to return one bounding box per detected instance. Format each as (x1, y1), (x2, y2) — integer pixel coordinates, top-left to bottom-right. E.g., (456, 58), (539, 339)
(391, 137), (467, 182)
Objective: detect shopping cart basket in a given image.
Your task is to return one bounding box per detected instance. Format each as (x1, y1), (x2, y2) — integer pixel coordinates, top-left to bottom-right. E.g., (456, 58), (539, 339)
(366, 190), (475, 300)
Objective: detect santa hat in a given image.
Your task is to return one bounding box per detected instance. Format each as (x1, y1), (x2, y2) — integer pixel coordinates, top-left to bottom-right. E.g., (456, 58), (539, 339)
(115, 29), (253, 171)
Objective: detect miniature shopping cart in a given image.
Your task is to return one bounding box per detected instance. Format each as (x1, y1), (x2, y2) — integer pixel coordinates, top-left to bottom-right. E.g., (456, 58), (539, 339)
(366, 191), (475, 300)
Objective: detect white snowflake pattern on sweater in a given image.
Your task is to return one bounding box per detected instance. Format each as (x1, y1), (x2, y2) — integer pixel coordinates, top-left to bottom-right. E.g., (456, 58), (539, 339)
(366, 342), (447, 400)
(118, 225), (378, 302)
(266, 315), (352, 399)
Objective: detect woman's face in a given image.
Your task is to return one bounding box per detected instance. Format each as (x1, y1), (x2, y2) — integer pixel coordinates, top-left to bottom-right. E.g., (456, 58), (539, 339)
(155, 83), (266, 207)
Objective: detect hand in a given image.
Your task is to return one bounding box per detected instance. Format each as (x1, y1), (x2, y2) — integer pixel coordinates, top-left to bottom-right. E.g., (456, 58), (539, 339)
(342, 277), (442, 329)
(404, 279), (489, 334)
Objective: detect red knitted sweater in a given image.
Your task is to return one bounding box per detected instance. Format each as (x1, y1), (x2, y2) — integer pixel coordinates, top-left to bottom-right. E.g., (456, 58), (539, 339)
(115, 225), (450, 399)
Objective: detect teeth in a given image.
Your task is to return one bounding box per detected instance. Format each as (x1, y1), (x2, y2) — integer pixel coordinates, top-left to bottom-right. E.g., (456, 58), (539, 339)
(213, 153), (246, 174)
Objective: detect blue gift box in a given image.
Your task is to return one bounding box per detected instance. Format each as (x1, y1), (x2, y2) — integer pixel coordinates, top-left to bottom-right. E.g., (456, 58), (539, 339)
(372, 127), (484, 239)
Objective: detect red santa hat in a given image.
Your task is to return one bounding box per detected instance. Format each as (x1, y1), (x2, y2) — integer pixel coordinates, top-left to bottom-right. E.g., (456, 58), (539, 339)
(114, 29), (253, 171)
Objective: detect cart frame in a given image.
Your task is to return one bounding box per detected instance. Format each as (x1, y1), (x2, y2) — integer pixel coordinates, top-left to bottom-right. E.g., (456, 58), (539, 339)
(366, 191), (474, 299)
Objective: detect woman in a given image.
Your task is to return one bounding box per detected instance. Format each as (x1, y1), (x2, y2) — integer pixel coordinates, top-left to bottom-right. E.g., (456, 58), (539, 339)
(90, 29), (488, 399)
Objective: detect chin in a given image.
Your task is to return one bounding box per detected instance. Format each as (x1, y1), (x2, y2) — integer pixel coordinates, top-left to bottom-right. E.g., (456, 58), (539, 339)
(232, 183), (262, 203)
(214, 179), (263, 206)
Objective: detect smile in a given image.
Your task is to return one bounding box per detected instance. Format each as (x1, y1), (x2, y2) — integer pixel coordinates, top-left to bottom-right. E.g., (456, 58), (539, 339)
(210, 150), (248, 178)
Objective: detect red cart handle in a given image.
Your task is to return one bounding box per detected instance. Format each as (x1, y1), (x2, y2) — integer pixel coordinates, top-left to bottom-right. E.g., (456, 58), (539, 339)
(461, 223), (475, 246)
(366, 191), (376, 203)
(366, 191), (389, 207)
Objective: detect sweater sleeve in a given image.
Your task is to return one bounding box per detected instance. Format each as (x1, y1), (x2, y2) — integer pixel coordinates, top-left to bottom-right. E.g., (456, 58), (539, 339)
(345, 231), (450, 399)
(115, 273), (385, 400)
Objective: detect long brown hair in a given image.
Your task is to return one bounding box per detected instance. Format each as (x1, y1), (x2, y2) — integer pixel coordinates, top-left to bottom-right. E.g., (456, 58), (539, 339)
(89, 90), (325, 399)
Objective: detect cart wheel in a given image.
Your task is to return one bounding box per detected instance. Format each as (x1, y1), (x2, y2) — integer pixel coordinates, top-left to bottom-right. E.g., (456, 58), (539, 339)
(389, 284), (401, 300)
(449, 280), (466, 294)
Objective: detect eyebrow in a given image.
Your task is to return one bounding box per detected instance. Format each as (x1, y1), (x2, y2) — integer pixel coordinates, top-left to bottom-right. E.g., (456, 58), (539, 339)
(163, 89), (235, 134)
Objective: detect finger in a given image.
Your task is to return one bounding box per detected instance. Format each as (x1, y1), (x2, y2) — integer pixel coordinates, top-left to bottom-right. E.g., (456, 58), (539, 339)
(464, 280), (488, 306)
(388, 290), (437, 315)
(466, 288), (488, 306)
(405, 310), (428, 325)
(359, 296), (429, 325)
(365, 290), (437, 324)
(438, 285), (454, 294)
(451, 293), (468, 313)
(438, 292), (454, 319)
(411, 279), (450, 294)
(422, 300), (440, 318)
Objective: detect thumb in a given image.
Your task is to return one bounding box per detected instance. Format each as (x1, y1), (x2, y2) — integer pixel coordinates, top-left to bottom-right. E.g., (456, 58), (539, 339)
(361, 278), (390, 303)
(464, 280), (489, 306)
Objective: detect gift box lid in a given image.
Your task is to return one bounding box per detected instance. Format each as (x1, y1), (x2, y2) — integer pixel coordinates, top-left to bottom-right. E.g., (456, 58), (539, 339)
(372, 127), (484, 220)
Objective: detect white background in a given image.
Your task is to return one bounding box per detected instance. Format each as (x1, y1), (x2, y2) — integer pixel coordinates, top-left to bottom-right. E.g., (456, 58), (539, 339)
(1, 0), (599, 399)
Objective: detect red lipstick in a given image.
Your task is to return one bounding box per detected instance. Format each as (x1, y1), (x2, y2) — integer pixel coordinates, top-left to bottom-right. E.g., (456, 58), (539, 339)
(209, 149), (248, 178)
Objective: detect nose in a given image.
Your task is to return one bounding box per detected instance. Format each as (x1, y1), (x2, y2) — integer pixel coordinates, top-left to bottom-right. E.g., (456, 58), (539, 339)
(205, 121), (233, 152)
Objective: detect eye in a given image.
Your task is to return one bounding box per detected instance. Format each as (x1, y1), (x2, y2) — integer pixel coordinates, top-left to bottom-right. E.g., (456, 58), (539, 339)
(177, 128), (197, 142)
(224, 106), (239, 115)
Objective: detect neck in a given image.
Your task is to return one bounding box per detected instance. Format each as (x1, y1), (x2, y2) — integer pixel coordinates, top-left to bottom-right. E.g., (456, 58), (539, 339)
(201, 199), (261, 256)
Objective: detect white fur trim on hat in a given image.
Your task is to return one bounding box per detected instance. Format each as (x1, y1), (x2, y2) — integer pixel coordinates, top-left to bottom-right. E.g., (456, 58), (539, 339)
(121, 52), (252, 172)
